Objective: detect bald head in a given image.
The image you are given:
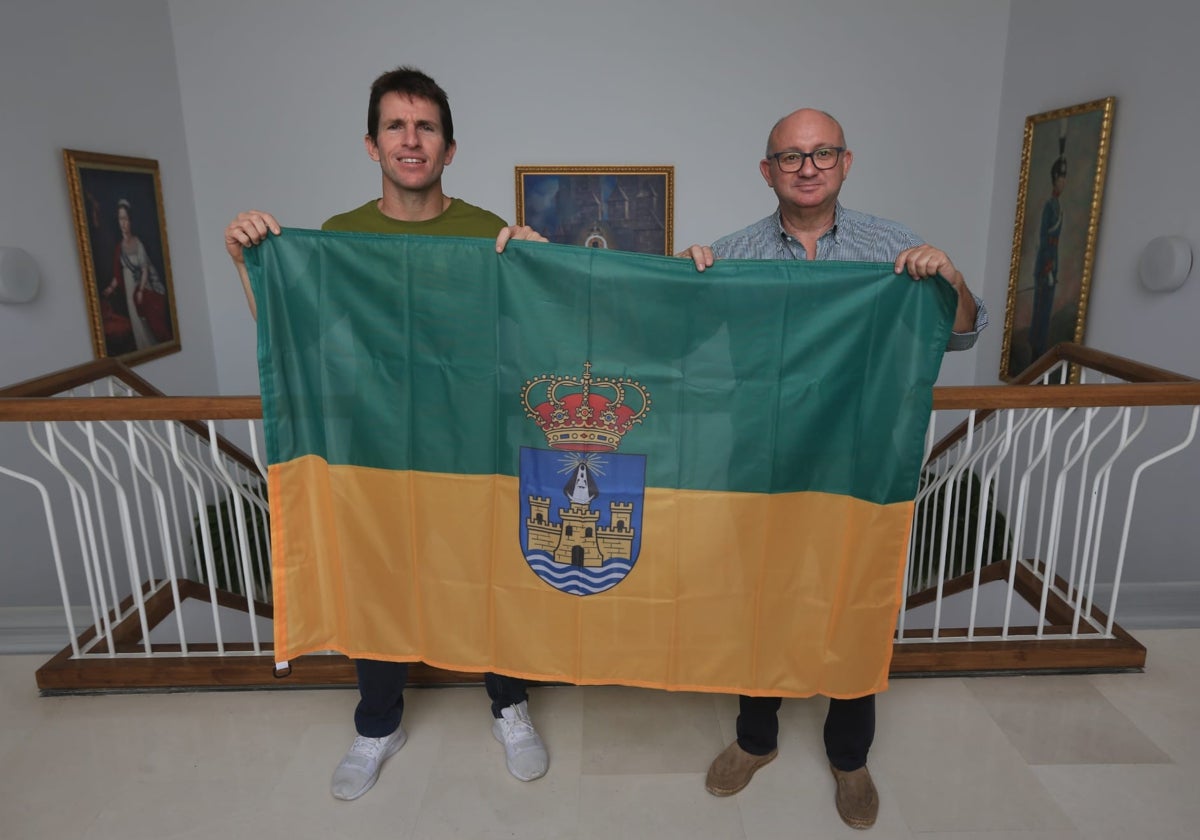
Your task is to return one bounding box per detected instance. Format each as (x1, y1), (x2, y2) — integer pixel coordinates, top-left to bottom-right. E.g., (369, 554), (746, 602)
(765, 109), (846, 157)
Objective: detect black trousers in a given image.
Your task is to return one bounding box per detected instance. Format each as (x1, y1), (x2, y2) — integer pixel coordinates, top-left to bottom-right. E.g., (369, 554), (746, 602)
(736, 693), (875, 772)
(353, 659), (529, 738)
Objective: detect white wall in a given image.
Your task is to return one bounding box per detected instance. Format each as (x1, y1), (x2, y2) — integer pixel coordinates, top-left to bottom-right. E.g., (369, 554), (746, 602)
(0, 1), (217, 607)
(981, 0), (1200, 599)
(169, 0), (1010, 397)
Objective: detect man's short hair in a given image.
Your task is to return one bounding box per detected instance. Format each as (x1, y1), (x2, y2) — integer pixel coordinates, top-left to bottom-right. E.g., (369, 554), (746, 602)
(367, 66), (454, 146)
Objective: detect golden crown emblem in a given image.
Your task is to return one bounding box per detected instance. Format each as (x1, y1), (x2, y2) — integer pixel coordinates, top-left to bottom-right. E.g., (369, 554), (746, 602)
(522, 361), (651, 451)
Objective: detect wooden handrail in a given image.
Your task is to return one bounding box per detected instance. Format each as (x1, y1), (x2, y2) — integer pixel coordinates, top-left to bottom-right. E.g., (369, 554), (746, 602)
(927, 342), (1198, 462)
(0, 396), (262, 422)
(1057, 344), (1195, 383)
(0, 360), (262, 471)
(0, 357), (205, 399)
(1000, 343), (1195, 387)
(933, 381), (1200, 410)
(0, 396), (263, 472)
(3, 380), (1199, 424)
(0, 358), (126, 398)
(2, 343), (1195, 444)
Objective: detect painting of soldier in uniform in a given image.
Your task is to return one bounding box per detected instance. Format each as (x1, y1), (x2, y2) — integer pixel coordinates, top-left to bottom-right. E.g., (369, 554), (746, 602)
(1000, 98), (1114, 381)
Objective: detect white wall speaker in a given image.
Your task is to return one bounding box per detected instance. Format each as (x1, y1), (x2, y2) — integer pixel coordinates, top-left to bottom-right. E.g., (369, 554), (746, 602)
(1137, 235), (1192, 293)
(0, 246), (42, 304)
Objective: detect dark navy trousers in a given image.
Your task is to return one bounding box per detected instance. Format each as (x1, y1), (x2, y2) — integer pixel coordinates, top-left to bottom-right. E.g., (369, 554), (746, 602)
(353, 659), (529, 738)
(736, 693), (875, 772)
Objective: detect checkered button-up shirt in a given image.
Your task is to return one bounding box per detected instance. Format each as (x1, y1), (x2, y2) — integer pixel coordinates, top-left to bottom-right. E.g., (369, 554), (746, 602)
(711, 204), (987, 351)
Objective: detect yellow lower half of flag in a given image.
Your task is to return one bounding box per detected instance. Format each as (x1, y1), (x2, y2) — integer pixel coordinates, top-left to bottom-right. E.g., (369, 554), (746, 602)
(268, 456), (913, 698)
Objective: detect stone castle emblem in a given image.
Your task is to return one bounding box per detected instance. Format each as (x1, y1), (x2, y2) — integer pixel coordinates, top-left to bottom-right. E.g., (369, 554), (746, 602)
(518, 361), (650, 595)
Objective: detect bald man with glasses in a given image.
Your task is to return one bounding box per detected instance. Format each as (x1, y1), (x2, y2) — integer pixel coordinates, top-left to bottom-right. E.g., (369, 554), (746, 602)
(678, 108), (987, 830)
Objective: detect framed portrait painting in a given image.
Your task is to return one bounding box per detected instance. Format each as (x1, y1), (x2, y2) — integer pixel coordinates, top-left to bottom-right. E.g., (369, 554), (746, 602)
(999, 97), (1115, 381)
(515, 166), (674, 255)
(64, 149), (181, 365)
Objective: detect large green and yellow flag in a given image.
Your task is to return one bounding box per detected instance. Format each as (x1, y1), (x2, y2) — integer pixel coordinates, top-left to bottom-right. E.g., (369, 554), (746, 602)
(247, 230), (955, 698)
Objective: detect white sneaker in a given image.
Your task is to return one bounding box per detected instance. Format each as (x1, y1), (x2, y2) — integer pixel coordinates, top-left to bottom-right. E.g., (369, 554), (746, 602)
(330, 727), (407, 801)
(492, 700), (548, 781)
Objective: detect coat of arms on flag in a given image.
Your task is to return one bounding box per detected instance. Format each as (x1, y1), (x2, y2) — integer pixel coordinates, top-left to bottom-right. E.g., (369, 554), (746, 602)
(519, 361), (650, 595)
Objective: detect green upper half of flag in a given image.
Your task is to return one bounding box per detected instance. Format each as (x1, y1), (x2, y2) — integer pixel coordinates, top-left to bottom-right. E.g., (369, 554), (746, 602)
(247, 229), (956, 505)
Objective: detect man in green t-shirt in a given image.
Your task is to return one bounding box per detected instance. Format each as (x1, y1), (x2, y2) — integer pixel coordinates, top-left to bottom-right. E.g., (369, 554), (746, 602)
(224, 67), (548, 802)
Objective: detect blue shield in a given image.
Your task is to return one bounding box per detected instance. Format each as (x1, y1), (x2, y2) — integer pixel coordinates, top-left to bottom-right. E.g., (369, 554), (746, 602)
(518, 447), (646, 595)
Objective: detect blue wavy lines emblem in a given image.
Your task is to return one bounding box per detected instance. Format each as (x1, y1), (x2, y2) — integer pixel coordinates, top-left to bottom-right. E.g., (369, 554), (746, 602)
(519, 447), (645, 595)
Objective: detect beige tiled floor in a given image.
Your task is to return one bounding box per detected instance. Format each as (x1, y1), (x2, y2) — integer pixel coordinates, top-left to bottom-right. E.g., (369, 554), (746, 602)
(2, 629), (1197, 839)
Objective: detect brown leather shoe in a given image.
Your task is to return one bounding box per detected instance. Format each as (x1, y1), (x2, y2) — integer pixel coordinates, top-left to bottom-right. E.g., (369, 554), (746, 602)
(830, 764), (879, 829)
(705, 741), (778, 796)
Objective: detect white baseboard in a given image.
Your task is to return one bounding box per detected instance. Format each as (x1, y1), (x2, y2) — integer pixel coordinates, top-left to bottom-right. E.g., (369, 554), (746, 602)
(0, 606), (92, 655)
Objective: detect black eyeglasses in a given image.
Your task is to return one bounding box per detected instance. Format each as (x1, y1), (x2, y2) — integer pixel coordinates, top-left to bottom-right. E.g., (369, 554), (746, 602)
(767, 147), (845, 172)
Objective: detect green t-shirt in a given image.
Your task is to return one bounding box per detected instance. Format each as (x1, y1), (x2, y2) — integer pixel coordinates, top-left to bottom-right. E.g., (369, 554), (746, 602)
(321, 197), (507, 237)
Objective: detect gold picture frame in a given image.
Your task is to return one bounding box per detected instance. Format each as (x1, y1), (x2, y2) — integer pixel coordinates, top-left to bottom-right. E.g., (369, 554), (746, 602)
(999, 97), (1115, 382)
(515, 165), (674, 255)
(64, 149), (181, 365)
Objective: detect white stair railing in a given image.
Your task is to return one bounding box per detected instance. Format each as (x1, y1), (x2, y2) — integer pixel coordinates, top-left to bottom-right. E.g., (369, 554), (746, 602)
(1, 346), (1197, 685)
(900, 359), (1199, 645)
(4, 375), (270, 661)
